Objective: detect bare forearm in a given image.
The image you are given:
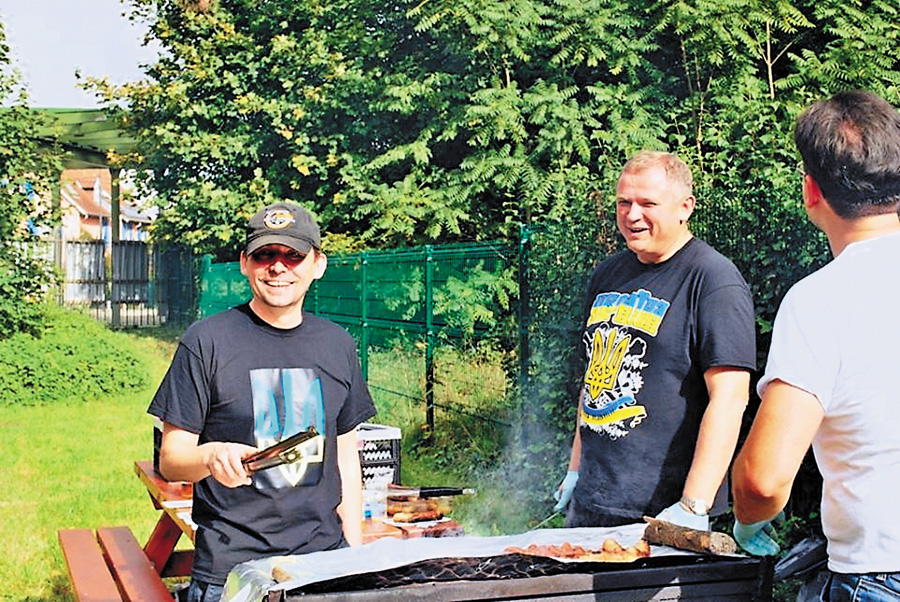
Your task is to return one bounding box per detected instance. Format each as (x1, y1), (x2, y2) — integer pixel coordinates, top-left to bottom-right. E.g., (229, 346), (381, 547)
(159, 423), (255, 487)
(567, 413), (583, 472)
(683, 368), (749, 503)
(732, 381), (823, 524)
(160, 441), (214, 482)
(683, 399), (744, 503)
(732, 458), (790, 524)
(160, 441), (233, 482)
(337, 430), (363, 546)
(338, 481), (363, 546)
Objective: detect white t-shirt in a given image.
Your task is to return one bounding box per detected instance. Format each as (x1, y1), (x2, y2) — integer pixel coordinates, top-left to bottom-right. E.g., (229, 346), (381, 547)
(758, 230), (900, 574)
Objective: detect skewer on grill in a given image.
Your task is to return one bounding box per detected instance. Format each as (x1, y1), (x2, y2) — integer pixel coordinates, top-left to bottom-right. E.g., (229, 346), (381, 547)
(387, 485), (476, 498)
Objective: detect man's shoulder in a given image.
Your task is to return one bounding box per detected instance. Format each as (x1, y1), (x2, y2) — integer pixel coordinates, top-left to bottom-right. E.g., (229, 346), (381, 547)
(683, 237), (733, 263)
(591, 248), (635, 275)
(179, 306), (248, 341)
(303, 312), (355, 340)
(596, 247), (634, 266)
(680, 238), (746, 280)
(593, 239), (735, 270)
(784, 245), (854, 302)
(195, 305), (248, 327)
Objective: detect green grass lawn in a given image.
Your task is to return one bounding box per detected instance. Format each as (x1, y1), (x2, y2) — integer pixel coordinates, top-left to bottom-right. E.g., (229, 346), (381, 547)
(0, 325), (518, 600)
(0, 332), (177, 601)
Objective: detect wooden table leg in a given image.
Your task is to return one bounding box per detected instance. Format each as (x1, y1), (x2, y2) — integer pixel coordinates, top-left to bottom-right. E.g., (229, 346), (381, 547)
(161, 550), (194, 578)
(144, 512), (184, 575)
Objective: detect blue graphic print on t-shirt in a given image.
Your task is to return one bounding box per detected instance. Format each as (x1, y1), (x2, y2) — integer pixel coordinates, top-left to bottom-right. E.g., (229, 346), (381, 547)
(250, 368), (325, 488)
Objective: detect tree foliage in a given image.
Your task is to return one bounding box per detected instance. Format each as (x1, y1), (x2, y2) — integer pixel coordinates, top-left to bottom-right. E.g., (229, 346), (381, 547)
(89, 0), (900, 523)
(0, 21), (61, 336)
(92, 0), (900, 259)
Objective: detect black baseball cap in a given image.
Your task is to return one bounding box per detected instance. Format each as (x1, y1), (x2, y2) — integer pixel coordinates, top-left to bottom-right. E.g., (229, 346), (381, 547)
(245, 202), (321, 255)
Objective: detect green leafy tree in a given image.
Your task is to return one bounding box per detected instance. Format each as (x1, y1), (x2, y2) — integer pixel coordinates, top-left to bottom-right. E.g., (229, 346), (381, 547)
(91, 0), (900, 528)
(0, 21), (61, 336)
(90, 1), (347, 257)
(93, 0), (670, 253)
(94, 0), (900, 258)
(785, 0), (900, 100)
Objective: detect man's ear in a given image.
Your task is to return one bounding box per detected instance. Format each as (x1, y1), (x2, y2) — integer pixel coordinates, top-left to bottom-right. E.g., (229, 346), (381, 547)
(803, 174), (825, 209)
(239, 251), (249, 277)
(681, 194), (696, 222)
(312, 252), (328, 280)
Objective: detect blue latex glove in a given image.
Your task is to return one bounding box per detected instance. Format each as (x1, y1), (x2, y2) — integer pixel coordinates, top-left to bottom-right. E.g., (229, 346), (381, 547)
(733, 519), (781, 556)
(553, 470), (579, 512)
(655, 501), (710, 531)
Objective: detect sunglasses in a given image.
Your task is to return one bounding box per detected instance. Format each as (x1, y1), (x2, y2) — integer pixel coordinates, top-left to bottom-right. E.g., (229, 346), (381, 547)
(250, 248), (308, 266)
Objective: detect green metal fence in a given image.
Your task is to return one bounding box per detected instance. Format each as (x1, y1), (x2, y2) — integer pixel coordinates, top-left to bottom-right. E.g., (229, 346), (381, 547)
(198, 242), (517, 433)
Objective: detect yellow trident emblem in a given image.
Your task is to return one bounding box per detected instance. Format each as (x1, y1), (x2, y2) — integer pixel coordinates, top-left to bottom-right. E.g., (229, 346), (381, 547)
(584, 328), (630, 400)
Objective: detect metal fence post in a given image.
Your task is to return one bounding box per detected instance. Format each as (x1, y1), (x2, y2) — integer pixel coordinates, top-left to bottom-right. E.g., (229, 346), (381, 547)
(518, 225), (531, 394)
(110, 168), (121, 328)
(360, 252), (370, 381)
(425, 245), (435, 437)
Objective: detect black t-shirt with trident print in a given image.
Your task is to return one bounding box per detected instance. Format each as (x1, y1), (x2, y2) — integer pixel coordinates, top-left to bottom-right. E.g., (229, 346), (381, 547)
(148, 303), (375, 585)
(567, 237), (755, 527)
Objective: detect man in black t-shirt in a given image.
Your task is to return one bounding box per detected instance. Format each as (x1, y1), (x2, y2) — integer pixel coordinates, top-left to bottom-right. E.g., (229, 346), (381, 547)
(149, 202), (376, 602)
(553, 151), (755, 530)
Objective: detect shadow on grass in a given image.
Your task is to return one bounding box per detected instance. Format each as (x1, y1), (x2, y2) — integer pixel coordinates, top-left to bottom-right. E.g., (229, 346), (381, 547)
(24, 574), (76, 602)
(117, 322), (188, 345)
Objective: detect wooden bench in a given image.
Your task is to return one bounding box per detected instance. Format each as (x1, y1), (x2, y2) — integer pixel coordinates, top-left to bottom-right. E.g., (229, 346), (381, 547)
(59, 527), (175, 602)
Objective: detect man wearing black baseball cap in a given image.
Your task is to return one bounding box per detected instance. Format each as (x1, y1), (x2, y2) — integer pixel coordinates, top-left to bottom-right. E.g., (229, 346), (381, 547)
(239, 202), (326, 329)
(244, 201), (322, 256)
(148, 201), (376, 602)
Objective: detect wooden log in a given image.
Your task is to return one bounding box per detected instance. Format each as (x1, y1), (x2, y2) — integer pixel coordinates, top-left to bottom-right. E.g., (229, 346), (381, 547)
(643, 516), (739, 556)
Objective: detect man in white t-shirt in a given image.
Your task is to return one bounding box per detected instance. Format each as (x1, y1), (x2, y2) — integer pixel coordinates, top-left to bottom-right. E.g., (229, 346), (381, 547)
(731, 90), (900, 601)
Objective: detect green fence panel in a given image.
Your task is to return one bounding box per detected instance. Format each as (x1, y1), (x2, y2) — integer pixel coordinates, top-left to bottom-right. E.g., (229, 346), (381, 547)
(196, 241), (516, 434)
(198, 241), (516, 345)
(198, 256), (252, 318)
(310, 254), (363, 319)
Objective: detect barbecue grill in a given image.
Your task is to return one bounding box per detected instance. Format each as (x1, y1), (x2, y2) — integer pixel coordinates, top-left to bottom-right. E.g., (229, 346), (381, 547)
(224, 524), (773, 602)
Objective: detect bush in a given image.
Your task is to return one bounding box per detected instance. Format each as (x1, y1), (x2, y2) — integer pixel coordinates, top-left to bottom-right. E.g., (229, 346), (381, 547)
(0, 306), (152, 406)
(0, 244), (57, 337)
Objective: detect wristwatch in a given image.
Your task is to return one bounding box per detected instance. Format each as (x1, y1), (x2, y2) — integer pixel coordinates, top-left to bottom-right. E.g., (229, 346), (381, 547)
(679, 495), (709, 516)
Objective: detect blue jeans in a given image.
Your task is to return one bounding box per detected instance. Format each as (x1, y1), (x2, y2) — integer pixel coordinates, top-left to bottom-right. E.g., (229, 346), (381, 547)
(186, 579), (225, 602)
(828, 572), (900, 601)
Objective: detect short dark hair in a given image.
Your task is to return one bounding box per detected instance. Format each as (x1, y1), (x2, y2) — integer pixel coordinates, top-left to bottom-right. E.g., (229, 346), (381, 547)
(795, 90), (900, 218)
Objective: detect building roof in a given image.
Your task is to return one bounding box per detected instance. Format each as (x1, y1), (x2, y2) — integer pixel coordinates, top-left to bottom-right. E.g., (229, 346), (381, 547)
(61, 168), (154, 224)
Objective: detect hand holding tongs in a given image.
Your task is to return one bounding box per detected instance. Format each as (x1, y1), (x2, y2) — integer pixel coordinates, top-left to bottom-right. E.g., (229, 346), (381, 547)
(242, 426), (319, 473)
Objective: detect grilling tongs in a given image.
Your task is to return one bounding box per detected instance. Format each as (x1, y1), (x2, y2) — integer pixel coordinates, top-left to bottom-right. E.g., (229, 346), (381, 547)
(242, 426), (320, 473)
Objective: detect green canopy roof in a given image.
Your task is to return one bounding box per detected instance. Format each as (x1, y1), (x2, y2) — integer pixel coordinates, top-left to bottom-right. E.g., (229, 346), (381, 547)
(33, 108), (136, 169)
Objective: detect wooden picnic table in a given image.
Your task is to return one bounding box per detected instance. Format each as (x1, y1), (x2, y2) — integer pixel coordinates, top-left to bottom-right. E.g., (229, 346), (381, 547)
(134, 460), (464, 579)
(59, 462), (466, 601)
(134, 460), (196, 578)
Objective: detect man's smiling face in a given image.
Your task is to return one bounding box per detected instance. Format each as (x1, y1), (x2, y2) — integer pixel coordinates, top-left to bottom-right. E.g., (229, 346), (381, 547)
(240, 244), (326, 316)
(615, 165), (695, 264)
